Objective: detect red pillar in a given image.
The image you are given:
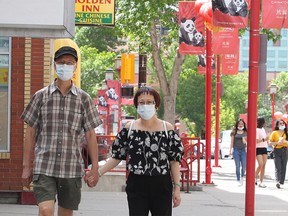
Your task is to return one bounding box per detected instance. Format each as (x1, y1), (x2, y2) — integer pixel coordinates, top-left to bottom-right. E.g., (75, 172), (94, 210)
(214, 55), (221, 168)
(245, 0), (260, 215)
(204, 28), (213, 184)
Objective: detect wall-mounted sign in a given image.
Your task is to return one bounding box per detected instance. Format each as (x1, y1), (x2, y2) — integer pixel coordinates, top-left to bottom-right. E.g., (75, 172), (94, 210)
(75, 0), (115, 26)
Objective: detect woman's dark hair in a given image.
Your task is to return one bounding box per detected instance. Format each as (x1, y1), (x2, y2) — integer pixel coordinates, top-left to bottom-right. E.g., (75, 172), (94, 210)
(133, 86), (161, 108)
(232, 118), (247, 135)
(257, 117), (265, 128)
(274, 120), (288, 140)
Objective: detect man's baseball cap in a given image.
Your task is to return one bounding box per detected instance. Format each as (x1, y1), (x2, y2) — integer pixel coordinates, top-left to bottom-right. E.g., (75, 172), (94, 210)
(54, 46), (78, 61)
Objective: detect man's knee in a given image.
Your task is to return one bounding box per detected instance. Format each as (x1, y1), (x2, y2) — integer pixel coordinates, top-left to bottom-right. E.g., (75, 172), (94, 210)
(38, 200), (54, 216)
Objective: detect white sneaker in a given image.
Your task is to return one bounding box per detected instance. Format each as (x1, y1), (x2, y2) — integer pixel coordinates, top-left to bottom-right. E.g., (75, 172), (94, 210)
(258, 182), (267, 188)
(237, 180), (243, 186)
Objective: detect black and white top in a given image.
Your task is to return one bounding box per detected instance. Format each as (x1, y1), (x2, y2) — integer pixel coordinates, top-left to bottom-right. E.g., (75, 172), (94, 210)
(111, 126), (184, 176)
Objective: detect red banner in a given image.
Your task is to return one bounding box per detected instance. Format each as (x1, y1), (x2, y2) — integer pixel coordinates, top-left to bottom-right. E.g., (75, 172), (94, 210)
(221, 39), (239, 75)
(106, 80), (121, 105)
(262, 0), (288, 28)
(212, 0), (249, 28)
(179, 1), (205, 55)
(197, 54), (216, 74)
(96, 89), (108, 111)
(213, 28), (239, 54)
(121, 98), (134, 105)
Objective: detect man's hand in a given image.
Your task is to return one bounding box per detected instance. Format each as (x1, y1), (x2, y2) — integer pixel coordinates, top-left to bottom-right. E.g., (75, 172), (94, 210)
(22, 166), (32, 190)
(84, 169), (99, 188)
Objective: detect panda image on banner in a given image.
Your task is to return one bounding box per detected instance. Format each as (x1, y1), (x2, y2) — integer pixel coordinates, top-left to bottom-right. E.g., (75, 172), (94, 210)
(228, 0), (248, 17)
(192, 31), (205, 47)
(198, 55), (206, 67)
(106, 88), (119, 100)
(212, 0), (229, 14)
(179, 17), (197, 45)
(198, 55), (216, 69)
(98, 96), (107, 107)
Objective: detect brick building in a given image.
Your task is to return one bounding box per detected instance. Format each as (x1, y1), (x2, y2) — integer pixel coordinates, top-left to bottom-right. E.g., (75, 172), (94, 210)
(0, 37), (51, 203)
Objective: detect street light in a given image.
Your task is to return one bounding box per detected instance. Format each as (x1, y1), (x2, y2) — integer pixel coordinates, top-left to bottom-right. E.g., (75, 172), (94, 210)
(269, 83), (278, 129)
(105, 68), (114, 80)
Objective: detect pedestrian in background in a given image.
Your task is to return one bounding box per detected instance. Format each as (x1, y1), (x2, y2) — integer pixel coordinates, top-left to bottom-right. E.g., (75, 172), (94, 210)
(229, 118), (247, 186)
(255, 117), (269, 188)
(91, 86), (184, 216)
(269, 119), (288, 189)
(21, 46), (102, 216)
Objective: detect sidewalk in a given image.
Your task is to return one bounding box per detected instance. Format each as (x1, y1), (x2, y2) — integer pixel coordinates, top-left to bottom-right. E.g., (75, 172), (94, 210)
(1, 159), (288, 216)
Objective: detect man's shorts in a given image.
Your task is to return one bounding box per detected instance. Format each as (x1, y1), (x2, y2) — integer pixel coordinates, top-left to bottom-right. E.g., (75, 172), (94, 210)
(32, 174), (82, 210)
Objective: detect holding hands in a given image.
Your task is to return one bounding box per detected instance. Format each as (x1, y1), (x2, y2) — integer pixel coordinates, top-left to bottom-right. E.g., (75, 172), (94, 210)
(84, 168), (100, 187)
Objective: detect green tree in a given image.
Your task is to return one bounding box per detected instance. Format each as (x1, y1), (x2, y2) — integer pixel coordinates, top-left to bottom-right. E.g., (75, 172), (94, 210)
(75, 27), (124, 52)
(116, 0), (184, 124)
(80, 46), (116, 98)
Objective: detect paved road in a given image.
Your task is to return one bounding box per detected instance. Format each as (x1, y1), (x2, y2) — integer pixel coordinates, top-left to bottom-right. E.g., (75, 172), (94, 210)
(1, 159), (288, 215)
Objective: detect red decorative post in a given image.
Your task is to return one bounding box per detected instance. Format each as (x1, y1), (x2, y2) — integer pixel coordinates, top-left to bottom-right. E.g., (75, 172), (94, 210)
(245, 0), (261, 215)
(204, 28), (213, 184)
(214, 55), (221, 168)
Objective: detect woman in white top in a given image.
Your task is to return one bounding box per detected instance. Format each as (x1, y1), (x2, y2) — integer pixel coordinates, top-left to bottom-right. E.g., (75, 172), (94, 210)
(255, 117), (269, 188)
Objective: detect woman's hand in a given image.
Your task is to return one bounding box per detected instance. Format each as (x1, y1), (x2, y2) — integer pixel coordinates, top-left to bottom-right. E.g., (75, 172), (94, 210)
(172, 187), (181, 208)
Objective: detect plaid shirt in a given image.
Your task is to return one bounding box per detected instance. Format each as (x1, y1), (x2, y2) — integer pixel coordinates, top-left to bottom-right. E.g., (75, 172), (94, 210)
(21, 81), (102, 178)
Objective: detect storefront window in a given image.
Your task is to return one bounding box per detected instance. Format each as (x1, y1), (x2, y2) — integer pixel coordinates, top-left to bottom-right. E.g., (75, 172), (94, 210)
(0, 37), (10, 152)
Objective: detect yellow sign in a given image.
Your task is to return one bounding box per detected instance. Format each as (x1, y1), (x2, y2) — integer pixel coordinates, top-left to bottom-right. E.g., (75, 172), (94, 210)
(75, 0), (115, 26)
(0, 68), (8, 85)
(120, 54), (135, 84)
(53, 39), (81, 87)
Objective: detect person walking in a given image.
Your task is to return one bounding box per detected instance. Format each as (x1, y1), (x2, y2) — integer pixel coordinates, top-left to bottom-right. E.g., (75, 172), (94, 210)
(229, 119), (247, 186)
(269, 119), (288, 189)
(89, 86), (184, 216)
(255, 117), (269, 188)
(21, 46), (102, 216)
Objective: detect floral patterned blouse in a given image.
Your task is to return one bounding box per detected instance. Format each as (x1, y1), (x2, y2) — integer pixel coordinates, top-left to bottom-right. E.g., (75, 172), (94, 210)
(111, 128), (184, 176)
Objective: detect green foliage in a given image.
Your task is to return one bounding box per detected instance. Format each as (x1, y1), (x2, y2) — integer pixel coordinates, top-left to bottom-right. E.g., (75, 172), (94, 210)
(80, 46), (116, 98)
(75, 27), (124, 52)
(220, 72), (249, 123)
(176, 55), (206, 136)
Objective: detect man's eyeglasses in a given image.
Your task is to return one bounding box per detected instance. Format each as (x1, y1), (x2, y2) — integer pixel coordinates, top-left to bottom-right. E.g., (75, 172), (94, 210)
(138, 101), (155, 105)
(55, 61), (76, 66)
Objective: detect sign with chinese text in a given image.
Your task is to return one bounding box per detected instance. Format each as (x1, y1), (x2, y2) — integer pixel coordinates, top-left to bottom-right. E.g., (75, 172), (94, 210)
(213, 28), (239, 54)
(262, 0), (288, 28)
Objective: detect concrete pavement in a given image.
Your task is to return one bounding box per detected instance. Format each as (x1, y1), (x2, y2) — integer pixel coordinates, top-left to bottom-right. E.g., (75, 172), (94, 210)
(1, 159), (288, 215)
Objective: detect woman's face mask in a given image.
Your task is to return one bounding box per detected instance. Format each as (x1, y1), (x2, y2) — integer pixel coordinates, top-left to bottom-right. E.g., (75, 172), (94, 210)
(279, 125), (286, 131)
(137, 104), (156, 120)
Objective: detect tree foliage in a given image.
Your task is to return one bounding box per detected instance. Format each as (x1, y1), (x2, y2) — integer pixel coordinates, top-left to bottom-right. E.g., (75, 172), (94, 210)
(80, 46), (116, 98)
(75, 27), (124, 52)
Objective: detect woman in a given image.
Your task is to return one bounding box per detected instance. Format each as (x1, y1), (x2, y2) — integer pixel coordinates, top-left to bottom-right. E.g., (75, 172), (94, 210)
(269, 120), (288, 189)
(229, 119), (247, 186)
(90, 86), (184, 216)
(255, 117), (269, 188)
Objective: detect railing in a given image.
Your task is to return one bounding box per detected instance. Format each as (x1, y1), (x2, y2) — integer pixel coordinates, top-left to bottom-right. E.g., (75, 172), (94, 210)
(180, 137), (204, 187)
(82, 134), (203, 188)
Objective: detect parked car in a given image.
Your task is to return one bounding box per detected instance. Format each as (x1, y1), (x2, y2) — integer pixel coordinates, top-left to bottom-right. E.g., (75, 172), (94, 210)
(199, 138), (221, 159)
(219, 130), (233, 159)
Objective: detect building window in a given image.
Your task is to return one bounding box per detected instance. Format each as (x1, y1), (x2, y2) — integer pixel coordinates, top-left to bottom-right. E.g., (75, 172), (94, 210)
(0, 37), (10, 152)
(278, 61), (287, 69)
(278, 50), (287, 58)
